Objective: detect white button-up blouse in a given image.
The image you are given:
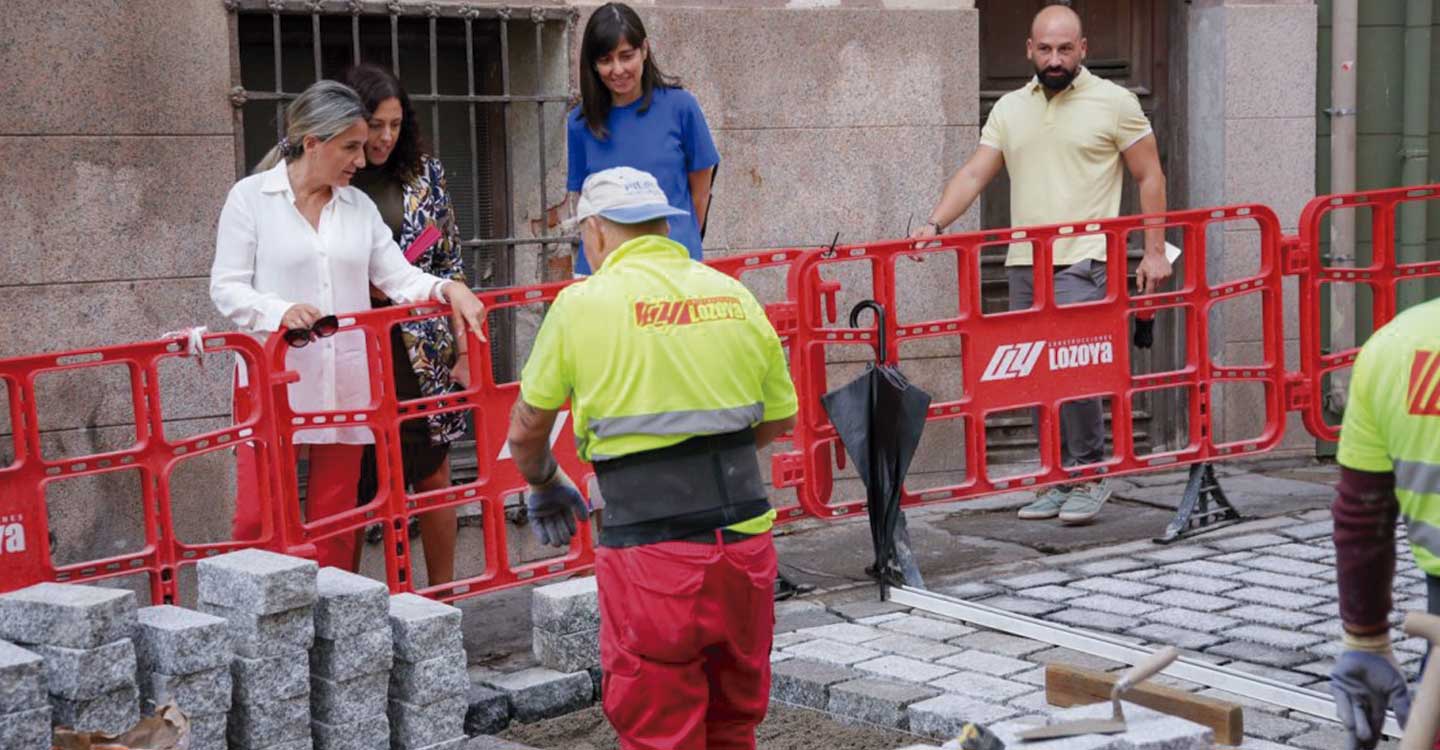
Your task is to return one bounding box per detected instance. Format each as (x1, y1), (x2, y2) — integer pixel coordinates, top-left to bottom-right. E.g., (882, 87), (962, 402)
(210, 162), (450, 445)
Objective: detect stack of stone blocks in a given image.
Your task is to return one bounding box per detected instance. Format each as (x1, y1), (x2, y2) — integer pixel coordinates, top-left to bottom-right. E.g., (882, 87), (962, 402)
(311, 568), (394, 750)
(0, 638), (50, 748)
(0, 583), (140, 737)
(531, 576), (600, 677)
(197, 549), (318, 750)
(387, 592), (467, 750)
(132, 604), (234, 750)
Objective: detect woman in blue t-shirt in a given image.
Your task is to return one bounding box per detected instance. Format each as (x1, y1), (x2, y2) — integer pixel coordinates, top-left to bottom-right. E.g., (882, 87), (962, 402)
(567, 2), (719, 275)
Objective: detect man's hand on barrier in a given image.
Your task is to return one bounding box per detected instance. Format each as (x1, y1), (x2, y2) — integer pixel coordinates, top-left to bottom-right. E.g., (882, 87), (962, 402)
(525, 467), (590, 547)
(1330, 636), (1410, 749)
(1135, 252), (1173, 295)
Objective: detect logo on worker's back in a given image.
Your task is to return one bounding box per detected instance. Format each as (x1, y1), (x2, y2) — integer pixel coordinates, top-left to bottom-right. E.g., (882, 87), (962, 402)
(1409, 350), (1440, 416)
(0, 514), (27, 554)
(980, 336), (1115, 382)
(634, 296), (746, 330)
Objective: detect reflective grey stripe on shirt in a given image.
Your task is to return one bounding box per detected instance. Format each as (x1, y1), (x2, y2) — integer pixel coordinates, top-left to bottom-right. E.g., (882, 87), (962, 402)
(589, 403), (765, 439)
(1396, 459), (1440, 496)
(1402, 516), (1440, 563)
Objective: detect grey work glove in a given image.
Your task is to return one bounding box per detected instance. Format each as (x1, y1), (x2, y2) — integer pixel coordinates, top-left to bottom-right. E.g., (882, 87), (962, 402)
(524, 467), (589, 547)
(1330, 649), (1411, 749)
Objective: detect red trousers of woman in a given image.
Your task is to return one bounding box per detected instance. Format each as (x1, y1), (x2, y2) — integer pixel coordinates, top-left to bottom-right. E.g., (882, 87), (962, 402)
(596, 531), (777, 750)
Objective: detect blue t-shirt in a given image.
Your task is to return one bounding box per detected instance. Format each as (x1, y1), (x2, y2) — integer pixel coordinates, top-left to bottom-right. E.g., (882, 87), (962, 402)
(567, 86), (720, 274)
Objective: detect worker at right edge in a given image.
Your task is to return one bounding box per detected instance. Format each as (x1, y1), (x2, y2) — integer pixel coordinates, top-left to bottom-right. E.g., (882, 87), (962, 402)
(1330, 294), (1440, 748)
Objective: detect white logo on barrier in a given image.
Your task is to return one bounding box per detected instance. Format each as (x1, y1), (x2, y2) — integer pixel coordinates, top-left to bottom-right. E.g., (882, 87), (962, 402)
(980, 342), (1046, 382)
(0, 520), (26, 554)
(496, 410), (571, 461)
(1049, 338), (1115, 371)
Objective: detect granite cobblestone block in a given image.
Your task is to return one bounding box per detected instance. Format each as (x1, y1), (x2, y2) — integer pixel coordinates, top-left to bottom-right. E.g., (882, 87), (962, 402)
(831, 600), (910, 621)
(995, 570), (1075, 589)
(794, 622), (886, 644)
(388, 594), (463, 663)
(855, 654), (955, 684)
(937, 650), (1032, 677)
(197, 549), (318, 616)
(35, 638), (136, 700)
(770, 659), (863, 710)
(1127, 624), (1225, 651)
(908, 694), (1017, 741)
(865, 633), (962, 661)
(1067, 594), (1161, 618)
(1241, 555), (1330, 578)
(186, 712), (228, 750)
(1144, 607), (1240, 633)
(1047, 608), (1134, 634)
(311, 628), (393, 682)
(1163, 559), (1247, 578)
(388, 695), (466, 748)
(228, 693), (310, 747)
(950, 631), (1048, 657)
(928, 670), (1032, 702)
(980, 596), (1066, 617)
(0, 706), (52, 750)
(232, 652), (310, 705)
(1235, 569), (1325, 591)
(782, 638), (880, 666)
(827, 678), (939, 731)
(1138, 545), (1217, 564)
(1071, 577), (1162, 598)
(1226, 586), (1326, 610)
(1225, 604), (1326, 629)
(390, 648), (467, 699)
(1226, 624), (1326, 650)
(532, 627), (600, 673)
(1146, 573), (1244, 595)
(0, 583), (136, 650)
(1014, 585), (1087, 603)
(481, 667), (592, 724)
(1280, 520), (1333, 540)
(0, 640), (46, 713)
(1267, 543), (1331, 561)
(1205, 640), (1314, 669)
(133, 605), (232, 674)
(311, 670), (388, 725)
(50, 683), (139, 735)
(1211, 533), (1290, 551)
(312, 712), (390, 750)
(200, 601), (315, 658)
(878, 615), (976, 642)
(1144, 589), (1238, 612)
(1070, 558), (1149, 576)
(314, 567), (390, 640)
(139, 665), (231, 716)
(464, 683), (512, 736)
(530, 577), (600, 635)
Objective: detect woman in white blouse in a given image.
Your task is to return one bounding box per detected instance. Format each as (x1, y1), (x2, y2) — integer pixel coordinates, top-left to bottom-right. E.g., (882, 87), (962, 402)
(210, 80), (487, 570)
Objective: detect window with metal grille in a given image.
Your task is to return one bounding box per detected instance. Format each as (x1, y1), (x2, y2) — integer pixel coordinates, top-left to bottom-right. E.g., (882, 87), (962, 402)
(225, 0), (577, 385)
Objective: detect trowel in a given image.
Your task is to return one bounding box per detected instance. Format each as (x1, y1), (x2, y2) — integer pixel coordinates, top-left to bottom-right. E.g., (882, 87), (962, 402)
(1017, 646), (1180, 742)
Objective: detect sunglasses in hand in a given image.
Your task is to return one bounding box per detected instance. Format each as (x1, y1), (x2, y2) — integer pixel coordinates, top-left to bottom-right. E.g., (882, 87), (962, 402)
(283, 315), (340, 348)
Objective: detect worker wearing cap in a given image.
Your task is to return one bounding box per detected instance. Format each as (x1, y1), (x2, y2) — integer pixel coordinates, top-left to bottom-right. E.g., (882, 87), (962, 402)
(506, 166), (798, 750)
(1330, 296), (1440, 748)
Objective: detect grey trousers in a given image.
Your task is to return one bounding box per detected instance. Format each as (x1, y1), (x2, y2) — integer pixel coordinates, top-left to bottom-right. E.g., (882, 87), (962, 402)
(1006, 259), (1108, 469)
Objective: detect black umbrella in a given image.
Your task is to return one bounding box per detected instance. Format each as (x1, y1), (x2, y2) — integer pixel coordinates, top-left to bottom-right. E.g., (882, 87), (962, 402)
(821, 300), (932, 597)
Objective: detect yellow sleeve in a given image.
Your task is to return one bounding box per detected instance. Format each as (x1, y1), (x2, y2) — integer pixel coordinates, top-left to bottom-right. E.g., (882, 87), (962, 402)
(518, 294), (573, 410)
(979, 98), (1008, 151)
(1114, 89), (1154, 151)
(1337, 340), (1395, 473)
(744, 293), (798, 422)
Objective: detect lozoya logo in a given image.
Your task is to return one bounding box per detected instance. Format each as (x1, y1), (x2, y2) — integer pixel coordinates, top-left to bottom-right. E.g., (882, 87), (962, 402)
(981, 341), (1046, 382)
(0, 516), (27, 554)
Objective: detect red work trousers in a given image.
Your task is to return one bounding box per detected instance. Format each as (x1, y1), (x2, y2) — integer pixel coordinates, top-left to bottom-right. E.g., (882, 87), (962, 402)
(597, 531), (778, 750)
(231, 378), (360, 570)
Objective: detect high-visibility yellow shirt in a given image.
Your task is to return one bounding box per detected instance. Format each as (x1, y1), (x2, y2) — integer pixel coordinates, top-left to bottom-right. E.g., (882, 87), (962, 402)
(1338, 297), (1440, 575)
(519, 234), (798, 534)
(980, 67), (1154, 267)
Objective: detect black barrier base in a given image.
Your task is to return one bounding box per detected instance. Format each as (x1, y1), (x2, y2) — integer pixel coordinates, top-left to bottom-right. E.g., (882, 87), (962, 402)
(1153, 463), (1243, 544)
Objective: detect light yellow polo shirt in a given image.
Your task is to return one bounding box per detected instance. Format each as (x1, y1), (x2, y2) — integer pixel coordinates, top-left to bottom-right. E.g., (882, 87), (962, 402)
(980, 67), (1153, 267)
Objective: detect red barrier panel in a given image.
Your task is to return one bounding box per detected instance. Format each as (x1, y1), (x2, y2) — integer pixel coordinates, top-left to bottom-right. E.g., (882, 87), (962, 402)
(783, 206), (1290, 518)
(1293, 184), (1440, 442)
(0, 332), (277, 604)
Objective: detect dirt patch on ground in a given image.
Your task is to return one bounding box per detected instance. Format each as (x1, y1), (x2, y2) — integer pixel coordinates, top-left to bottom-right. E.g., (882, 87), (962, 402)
(498, 703), (926, 749)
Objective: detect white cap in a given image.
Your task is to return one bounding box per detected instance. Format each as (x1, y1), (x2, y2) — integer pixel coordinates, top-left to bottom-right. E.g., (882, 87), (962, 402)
(574, 167), (689, 225)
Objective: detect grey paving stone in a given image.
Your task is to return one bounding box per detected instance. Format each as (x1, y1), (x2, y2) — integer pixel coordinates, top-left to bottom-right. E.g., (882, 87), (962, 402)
(1210, 533), (1292, 552)
(878, 614), (977, 642)
(401, 739), (465, 750)
(389, 594), (464, 663)
(939, 581), (1004, 599)
(388, 695), (466, 749)
(465, 739), (535, 750)
(995, 570), (1076, 589)
(774, 607), (845, 633)
(1241, 555), (1331, 578)
(979, 719), (1117, 750)
(1007, 689), (1051, 713)
(770, 659), (863, 710)
(1143, 607), (1241, 633)
(783, 638), (881, 666)
(1072, 577), (1163, 598)
(0, 640), (46, 713)
(1225, 625), (1326, 650)
(530, 577), (599, 635)
(1138, 546), (1219, 564)
(855, 655), (955, 684)
(1224, 604), (1327, 630)
(1017, 585), (1088, 602)
(938, 650), (1033, 677)
(228, 693), (311, 747)
(232, 652), (310, 705)
(865, 633), (962, 661)
(197, 549), (318, 615)
(311, 670), (388, 725)
(234, 738), (314, 750)
(1235, 569), (1327, 592)
(1047, 608), (1135, 634)
(794, 622), (887, 645)
(1143, 589), (1238, 612)
(50, 683), (139, 735)
(1146, 572), (1244, 595)
(856, 613), (908, 626)
(1210, 551), (1260, 564)
(771, 632), (812, 649)
(1290, 727), (1358, 750)
(314, 567), (390, 640)
(312, 712), (390, 750)
(1117, 569), (1164, 581)
(187, 712), (228, 750)
(200, 601), (315, 658)
(480, 667), (591, 723)
(928, 670), (1032, 701)
(1068, 594), (1162, 617)
(1025, 647), (1125, 672)
(35, 638), (136, 700)
(950, 631), (1049, 657)
(828, 678), (939, 731)
(907, 694), (1017, 740)
(1280, 520), (1333, 541)
(391, 647), (467, 700)
(0, 583), (136, 650)
(1013, 666), (1048, 686)
(463, 683), (512, 736)
(1127, 624), (1224, 651)
(133, 605), (232, 675)
(1226, 660), (1316, 687)
(831, 600), (910, 621)
(1162, 559), (1249, 578)
(1226, 586), (1326, 610)
(1070, 558), (1151, 577)
(1266, 543), (1332, 561)
(0, 706), (51, 750)
(140, 665), (231, 716)
(981, 596), (1067, 617)
(1204, 640), (1314, 668)
(311, 628), (393, 682)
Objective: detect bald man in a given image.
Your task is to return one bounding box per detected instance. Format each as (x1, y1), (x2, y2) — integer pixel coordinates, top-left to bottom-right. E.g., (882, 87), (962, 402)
(911, 4), (1171, 526)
